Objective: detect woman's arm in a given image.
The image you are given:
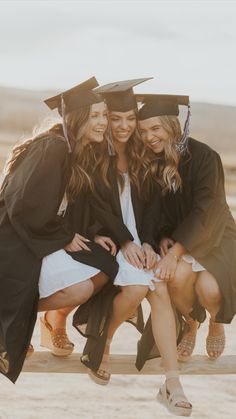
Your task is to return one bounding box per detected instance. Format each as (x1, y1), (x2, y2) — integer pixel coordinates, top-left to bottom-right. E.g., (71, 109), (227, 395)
(172, 149), (228, 257)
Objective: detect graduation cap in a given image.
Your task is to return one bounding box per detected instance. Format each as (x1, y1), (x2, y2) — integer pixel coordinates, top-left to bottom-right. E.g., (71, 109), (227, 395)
(95, 78), (153, 112)
(137, 93), (191, 154)
(44, 76), (102, 115)
(137, 94), (189, 120)
(44, 77), (103, 152)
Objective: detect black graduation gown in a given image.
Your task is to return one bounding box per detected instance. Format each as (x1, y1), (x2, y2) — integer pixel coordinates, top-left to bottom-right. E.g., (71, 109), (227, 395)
(90, 164), (159, 249)
(64, 192), (118, 280)
(73, 164), (159, 372)
(0, 133), (118, 383)
(158, 137), (236, 324)
(0, 134), (74, 382)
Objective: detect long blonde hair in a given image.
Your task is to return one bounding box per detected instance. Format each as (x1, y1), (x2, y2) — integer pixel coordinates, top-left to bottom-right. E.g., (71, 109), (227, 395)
(146, 115), (183, 194)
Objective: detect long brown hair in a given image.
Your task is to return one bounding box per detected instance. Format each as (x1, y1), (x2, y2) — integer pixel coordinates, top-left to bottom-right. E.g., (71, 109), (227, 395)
(107, 110), (154, 198)
(145, 115), (183, 194)
(4, 105), (110, 202)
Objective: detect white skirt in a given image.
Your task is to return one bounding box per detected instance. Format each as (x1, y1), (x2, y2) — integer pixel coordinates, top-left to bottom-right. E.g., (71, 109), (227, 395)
(182, 254), (205, 272)
(39, 249), (100, 298)
(114, 251), (161, 291)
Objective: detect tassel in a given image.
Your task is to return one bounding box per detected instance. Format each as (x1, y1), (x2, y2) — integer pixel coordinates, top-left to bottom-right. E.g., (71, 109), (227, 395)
(61, 94), (72, 153)
(176, 104), (191, 154)
(106, 126), (116, 156)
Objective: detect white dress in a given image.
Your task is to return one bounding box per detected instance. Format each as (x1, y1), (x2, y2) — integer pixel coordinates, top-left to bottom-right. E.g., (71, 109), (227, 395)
(114, 173), (160, 291)
(39, 195), (100, 298)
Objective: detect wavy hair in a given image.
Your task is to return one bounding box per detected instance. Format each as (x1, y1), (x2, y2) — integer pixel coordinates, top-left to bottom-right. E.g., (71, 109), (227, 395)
(144, 115), (183, 194)
(106, 111), (153, 198)
(4, 105), (110, 202)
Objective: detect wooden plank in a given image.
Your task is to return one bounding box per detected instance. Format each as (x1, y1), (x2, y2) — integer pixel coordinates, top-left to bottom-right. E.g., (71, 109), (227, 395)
(23, 352), (236, 375)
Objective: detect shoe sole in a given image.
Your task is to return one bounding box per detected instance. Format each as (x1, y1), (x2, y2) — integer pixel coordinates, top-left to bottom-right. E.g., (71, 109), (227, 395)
(88, 368), (110, 386)
(157, 391), (192, 417)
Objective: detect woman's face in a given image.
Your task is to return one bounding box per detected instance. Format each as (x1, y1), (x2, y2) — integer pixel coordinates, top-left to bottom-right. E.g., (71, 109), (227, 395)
(109, 110), (136, 145)
(83, 101), (108, 143)
(139, 116), (169, 153)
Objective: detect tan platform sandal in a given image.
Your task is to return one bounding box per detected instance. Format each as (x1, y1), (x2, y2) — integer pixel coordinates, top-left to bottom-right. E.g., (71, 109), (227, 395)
(177, 318), (198, 362)
(26, 343), (34, 358)
(206, 318), (225, 359)
(157, 371), (192, 417)
(40, 314), (74, 357)
(88, 339), (111, 386)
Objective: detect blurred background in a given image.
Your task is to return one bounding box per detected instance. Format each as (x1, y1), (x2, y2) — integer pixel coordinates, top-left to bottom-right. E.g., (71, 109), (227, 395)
(0, 0), (236, 217)
(0, 2), (236, 418)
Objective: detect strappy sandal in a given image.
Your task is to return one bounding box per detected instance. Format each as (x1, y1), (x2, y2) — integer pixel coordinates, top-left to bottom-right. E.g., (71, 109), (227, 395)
(157, 371), (192, 417)
(88, 339), (111, 386)
(177, 318), (198, 362)
(206, 318), (225, 359)
(40, 313), (74, 357)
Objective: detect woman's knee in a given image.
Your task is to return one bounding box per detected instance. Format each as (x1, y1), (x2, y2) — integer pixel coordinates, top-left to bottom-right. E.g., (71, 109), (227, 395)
(147, 282), (170, 305)
(196, 273), (221, 305)
(121, 285), (148, 307)
(62, 280), (94, 305)
(168, 261), (196, 292)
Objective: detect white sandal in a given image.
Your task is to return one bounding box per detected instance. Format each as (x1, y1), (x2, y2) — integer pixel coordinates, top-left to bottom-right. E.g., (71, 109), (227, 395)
(88, 339), (111, 386)
(157, 371), (192, 417)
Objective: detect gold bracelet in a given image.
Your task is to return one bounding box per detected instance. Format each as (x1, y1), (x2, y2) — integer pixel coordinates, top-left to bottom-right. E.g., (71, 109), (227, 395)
(168, 251), (181, 263)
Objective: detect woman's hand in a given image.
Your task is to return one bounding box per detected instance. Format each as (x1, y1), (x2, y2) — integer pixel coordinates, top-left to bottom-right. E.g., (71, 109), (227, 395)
(64, 233), (91, 252)
(159, 237), (175, 257)
(142, 242), (157, 271)
(121, 240), (145, 269)
(155, 252), (178, 282)
(94, 235), (117, 256)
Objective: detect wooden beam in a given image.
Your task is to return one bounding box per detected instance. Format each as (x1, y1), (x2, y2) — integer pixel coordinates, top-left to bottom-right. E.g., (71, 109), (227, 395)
(23, 352), (236, 375)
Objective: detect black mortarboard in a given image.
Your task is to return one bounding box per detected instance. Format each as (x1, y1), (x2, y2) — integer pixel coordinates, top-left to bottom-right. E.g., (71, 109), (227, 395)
(137, 94), (191, 154)
(44, 77), (103, 153)
(44, 76), (102, 115)
(95, 78), (152, 112)
(137, 94), (189, 120)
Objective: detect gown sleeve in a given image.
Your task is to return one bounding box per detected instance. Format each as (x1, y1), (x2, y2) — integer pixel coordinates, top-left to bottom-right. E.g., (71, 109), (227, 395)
(172, 149), (229, 256)
(3, 137), (74, 259)
(139, 186), (162, 250)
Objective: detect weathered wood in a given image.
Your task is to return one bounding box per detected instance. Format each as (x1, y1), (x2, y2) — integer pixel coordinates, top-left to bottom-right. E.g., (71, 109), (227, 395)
(23, 352), (236, 375)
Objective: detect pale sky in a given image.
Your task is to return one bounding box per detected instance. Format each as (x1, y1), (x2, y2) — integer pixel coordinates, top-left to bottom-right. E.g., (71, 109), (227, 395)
(0, 0), (236, 105)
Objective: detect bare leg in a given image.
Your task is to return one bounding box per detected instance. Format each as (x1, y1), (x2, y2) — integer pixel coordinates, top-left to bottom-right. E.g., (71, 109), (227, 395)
(147, 282), (178, 372)
(168, 261), (199, 360)
(90, 285), (149, 382)
(44, 307), (75, 329)
(196, 271), (225, 358)
(38, 279), (94, 312)
(39, 272), (108, 327)
(107, 285), (148, 339)
(147, 282), (191, 409)
(195, 271), (222, 320)
(168, 260), (198, 317)
(91, 272), (109, 295)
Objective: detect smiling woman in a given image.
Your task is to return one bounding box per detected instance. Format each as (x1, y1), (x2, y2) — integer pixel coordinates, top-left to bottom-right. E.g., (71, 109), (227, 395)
(138, 92), (236, 368)
(71, 78), (193, 417)
(0, 76), (118, 383)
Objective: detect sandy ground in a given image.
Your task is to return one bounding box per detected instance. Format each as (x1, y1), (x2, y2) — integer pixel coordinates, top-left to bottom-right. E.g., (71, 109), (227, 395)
(0, 301), (236, 419)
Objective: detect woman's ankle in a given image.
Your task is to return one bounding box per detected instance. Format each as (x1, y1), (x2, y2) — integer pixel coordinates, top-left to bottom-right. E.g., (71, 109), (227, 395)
(45, 310), (67, 329)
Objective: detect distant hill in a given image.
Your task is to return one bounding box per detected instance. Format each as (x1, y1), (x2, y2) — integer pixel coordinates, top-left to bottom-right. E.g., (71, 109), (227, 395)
(0, 85), (235, 212)
(0, 85), (235, 155)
